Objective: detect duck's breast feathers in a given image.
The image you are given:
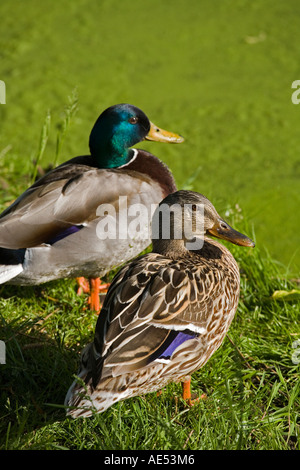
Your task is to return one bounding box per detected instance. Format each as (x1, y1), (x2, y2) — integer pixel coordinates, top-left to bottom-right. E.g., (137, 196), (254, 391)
(0, 163), (166, 249)
(89, 251), (236, 384)
(124, 149), (177, 197)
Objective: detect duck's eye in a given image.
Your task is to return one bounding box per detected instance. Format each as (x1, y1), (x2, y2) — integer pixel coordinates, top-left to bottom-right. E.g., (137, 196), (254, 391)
(192, 204), (197, 212)
(129, 116), (138, 124)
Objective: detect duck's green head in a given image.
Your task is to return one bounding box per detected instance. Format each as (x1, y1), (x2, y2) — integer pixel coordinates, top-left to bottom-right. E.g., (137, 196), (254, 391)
(89, 103), (184, 168)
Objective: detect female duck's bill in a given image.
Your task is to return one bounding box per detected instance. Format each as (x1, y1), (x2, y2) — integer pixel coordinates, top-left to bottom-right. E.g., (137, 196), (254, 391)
(207, 220), (255, 247)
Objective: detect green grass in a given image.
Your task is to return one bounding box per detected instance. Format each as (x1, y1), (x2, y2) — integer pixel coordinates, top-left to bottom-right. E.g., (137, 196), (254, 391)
(0, 0), (299, 451)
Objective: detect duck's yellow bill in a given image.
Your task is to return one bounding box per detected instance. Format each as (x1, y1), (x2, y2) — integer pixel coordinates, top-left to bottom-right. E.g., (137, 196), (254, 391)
(145, 121), (184, 143)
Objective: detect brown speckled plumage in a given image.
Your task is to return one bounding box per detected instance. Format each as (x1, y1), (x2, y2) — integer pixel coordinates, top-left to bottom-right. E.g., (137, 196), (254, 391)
(65, 191), (254, 418)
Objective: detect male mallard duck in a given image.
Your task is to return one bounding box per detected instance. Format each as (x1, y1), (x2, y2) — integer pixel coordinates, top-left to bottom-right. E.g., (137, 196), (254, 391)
(65, 190), (255, 417)
(0, 104), (183, 311)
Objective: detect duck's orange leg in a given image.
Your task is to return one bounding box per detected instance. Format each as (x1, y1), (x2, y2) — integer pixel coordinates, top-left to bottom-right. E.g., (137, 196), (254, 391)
(182, 379), (206, 405)
(77, 277), (110, 314)
(89, 278), (101, 313)
(182, 379), (193, 405)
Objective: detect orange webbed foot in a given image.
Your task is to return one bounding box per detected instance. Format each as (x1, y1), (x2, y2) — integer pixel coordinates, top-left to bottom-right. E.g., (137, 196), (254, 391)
(76, 277), (90, 295)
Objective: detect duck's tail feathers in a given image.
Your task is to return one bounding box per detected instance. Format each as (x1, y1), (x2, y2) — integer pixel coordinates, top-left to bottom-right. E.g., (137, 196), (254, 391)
(65, 343), (96, 418)
(0, 248), (25, 284)
(0, 264), (23, 284)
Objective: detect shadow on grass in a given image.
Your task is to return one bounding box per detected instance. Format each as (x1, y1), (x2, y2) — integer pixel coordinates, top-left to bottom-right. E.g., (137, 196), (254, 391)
(0, 280), (96, 442)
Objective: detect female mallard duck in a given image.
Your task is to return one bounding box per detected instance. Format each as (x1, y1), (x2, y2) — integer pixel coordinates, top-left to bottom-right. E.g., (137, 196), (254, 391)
(65, 190), (254, 418)
(0, 104), (183, 311)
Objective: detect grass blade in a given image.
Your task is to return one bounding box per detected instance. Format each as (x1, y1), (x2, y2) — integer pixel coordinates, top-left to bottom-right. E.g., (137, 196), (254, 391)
(31, 110), (51, 185)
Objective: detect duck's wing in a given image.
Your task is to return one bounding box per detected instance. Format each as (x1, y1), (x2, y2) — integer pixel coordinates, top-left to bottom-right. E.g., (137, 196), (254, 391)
(88, 253), (213, 386)
(0, 164), (159, 249)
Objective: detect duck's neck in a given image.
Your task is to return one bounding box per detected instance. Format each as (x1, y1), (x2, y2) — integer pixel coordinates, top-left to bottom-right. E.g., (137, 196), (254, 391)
(92, 144), (134, 169)
(89, 121), (136, 168)
(152, 238), (189, 259)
